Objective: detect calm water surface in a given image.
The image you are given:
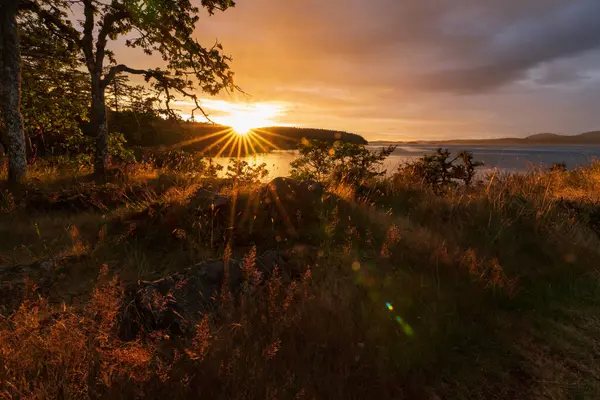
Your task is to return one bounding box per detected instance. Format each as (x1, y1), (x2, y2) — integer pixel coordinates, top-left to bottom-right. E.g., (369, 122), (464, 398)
(213, 144), (600, 181)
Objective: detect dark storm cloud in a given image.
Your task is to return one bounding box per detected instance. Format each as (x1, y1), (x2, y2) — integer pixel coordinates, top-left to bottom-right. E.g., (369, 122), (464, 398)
(415, 0), (600, 92)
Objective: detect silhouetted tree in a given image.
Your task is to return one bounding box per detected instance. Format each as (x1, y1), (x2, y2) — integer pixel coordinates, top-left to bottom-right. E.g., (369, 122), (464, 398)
(398, 148), (484, 190)
(551, 162), (567, 172)
(455, 150), (484, 186)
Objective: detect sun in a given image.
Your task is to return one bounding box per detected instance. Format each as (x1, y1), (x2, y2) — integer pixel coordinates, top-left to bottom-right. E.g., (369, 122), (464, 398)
(222, 111), (271, 135)
(228, 119), (255, 135)
(211, 103), (286, 136)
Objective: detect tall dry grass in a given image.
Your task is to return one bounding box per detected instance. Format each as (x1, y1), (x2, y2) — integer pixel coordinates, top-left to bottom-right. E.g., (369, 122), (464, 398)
(2, 161), (600, 398)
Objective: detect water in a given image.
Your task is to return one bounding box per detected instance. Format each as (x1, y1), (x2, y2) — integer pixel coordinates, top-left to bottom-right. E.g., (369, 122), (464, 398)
(211, 145), (600, 181)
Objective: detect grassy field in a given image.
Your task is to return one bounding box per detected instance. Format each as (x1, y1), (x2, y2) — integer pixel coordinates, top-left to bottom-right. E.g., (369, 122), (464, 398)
(1, 160), (600, 399)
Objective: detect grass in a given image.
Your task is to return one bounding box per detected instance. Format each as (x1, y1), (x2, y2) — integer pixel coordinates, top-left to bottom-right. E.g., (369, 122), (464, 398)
(1, 161), (600, 399)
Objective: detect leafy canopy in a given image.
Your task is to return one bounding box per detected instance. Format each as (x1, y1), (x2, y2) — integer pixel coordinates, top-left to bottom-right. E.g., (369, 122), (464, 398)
(24, 0), (237, 119)
(6, 10), (88, 157)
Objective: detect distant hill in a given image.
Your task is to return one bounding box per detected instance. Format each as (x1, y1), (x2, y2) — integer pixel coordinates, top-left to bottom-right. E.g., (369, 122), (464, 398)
(520, 131), (600, 144)
(108, 111), (366, 156)
(259, 126), (367, 145)
(369, 131), (600, 146)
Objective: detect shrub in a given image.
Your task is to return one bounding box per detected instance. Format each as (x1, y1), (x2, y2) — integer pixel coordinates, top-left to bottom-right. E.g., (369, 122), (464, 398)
(396, 148), (483, 189)
(142, 150), (207, 174)
(290, 139), (395, 185)
(61, 131), (135, 169)
(225, 158), (269, 186)
(551, 162), (567, 172)
(204, 158), (224, 179)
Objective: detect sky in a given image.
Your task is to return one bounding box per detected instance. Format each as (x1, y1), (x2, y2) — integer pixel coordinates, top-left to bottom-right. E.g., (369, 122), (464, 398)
(113, 0), (600, 141)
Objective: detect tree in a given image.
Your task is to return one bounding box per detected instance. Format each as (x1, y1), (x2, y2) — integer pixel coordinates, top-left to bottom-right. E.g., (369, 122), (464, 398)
(0, 0), (27, 182)
(329, 141), (395, 184)
(106, 79), (160, 144)
(27, 0), (237, 175)
(105, 71), (130, 115)
(226, 158), (269, 186)
(290, 139), (395, 185)
(290, 140), (335, 183)
(454, 150), (483, 186)
(397, 148), (484, 189)
(19, 10), (89, 159)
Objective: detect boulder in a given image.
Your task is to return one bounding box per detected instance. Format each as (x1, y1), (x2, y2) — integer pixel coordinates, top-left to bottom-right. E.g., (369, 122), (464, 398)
(0, 256), (81, 313)
(117, 250), (287, 340)
(193, 188), (231, 214)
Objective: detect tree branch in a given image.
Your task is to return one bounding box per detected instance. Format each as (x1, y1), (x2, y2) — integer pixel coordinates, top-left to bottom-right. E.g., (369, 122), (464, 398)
(82, 0), (95, 72)
(95, 3), (130, 72)
(19, 0), (83, 48)
(103, 64), (215, 123)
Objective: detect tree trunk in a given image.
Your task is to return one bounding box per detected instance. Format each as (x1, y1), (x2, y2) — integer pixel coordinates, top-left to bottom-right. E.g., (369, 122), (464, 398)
(0, 0), (27, 183)
(91, 74), (109, 175)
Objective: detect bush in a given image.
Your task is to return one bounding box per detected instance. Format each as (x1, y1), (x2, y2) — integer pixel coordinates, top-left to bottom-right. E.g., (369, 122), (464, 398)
(290, 139), (395, 185)
(551, 162), (567, 172)
(61, 131), (135, 169)
(225, 158), (269, 186)
(204, 158), (224, 179)
(396, 148), (483, 189)
(142, 150), (207, 174)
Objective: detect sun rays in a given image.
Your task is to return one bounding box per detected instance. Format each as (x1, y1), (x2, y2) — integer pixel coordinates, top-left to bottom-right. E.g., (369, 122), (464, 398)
(161, 100), (299, 157)
(160, 126), (297, 158)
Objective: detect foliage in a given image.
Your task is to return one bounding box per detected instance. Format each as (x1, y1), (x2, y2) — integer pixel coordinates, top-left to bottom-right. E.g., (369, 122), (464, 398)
(23, 0), (237, 173)
(551, 162), (568, 172)
(139, 150), (228, 178)
(290, 139), (395, 185)
(397, 148), (483, 189)
(330, 141), (396, 184)
(225, 158), (269, 185)
(18, 10), (89, 158)
(204, 158), (224, 179)
(61, 132), (135, 169)
(28, 0), (237, 117)
(2, 161), (600, 398)
(290, 140), (334, 183)
(142, 150), (206, 174)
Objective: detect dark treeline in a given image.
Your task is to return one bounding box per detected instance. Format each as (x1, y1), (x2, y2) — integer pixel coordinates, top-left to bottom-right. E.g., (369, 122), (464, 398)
(108, 110), (367, 156)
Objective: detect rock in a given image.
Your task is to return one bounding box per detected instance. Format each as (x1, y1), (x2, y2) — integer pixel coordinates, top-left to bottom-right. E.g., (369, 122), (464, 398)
(193, 188), (231, 214)
(0, 256), (82, 313)
(117, 250), (289, 341)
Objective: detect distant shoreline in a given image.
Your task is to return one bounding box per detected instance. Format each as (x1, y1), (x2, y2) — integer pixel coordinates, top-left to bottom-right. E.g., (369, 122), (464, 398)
(368, 131), (600, 146)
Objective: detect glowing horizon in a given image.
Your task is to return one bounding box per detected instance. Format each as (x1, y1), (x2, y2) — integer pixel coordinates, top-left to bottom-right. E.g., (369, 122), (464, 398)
(177, 99), (291, 133)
